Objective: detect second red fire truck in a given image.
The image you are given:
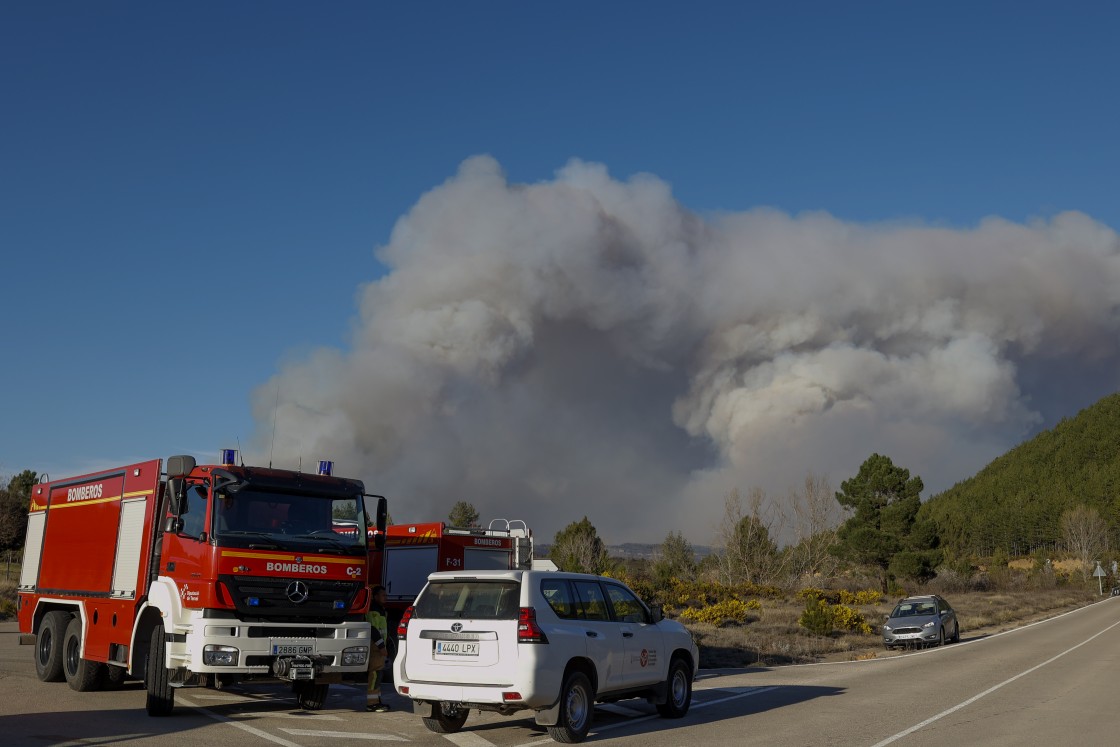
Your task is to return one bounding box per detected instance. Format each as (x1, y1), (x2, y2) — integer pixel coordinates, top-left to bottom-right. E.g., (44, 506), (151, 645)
(17, 451), (387, 715)
(369, 519), (549, 651)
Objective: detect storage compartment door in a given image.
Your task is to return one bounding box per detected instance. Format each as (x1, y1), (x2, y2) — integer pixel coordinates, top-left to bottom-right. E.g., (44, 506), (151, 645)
(384, 546), (438, 601)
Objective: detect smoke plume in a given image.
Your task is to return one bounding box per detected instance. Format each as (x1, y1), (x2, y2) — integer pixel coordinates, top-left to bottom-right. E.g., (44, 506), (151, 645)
(252, 156), (1120, 544)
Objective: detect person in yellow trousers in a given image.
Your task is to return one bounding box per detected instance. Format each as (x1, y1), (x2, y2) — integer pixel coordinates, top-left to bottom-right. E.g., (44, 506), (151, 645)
(365, 585), (390, 712)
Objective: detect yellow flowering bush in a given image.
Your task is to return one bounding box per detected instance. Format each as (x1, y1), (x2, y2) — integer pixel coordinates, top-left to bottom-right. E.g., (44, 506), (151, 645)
(799, 598), (874, 635)
(679, 598), (760, 625)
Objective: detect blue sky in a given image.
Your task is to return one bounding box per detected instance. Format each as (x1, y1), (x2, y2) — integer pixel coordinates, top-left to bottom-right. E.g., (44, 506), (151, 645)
(3, 3), (1118, 543)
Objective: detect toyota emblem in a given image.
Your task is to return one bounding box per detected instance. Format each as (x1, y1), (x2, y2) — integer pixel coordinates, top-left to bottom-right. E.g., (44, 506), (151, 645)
(286, 580), (310, 604)
(451, 623), (463, 633)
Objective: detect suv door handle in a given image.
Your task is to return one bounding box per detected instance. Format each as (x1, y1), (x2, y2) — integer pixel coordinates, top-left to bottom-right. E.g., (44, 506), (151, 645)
(585, 631), (599, 638)
(622, 631), (634, 638)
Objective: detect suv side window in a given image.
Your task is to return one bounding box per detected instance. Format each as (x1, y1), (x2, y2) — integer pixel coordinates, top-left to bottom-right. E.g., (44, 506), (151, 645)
(573, 580), (610, 621)
(541, 579), (579, 619)
(605, 583), (650, 624)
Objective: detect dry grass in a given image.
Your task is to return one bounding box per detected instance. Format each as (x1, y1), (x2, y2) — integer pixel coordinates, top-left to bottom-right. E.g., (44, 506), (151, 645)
(0, 578), (17, 620)
(687, 584), (1101, 669)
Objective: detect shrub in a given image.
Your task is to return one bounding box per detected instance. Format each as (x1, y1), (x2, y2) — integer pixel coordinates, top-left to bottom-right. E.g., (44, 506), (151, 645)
(799, 598), (833, 635)
(838, 589), (882, 606)
(679, 598), (760, 626)
(798, 598), (874, 636)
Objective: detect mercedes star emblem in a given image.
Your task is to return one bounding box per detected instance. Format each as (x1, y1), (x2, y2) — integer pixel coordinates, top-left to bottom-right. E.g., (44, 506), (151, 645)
(286, 580), (310, 604)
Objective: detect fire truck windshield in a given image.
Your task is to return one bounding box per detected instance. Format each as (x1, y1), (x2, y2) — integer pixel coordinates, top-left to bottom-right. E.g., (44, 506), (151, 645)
(212, 490), (367, 552)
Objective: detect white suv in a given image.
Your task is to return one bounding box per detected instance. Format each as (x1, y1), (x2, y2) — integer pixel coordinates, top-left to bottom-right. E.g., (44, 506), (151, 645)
(393, 569), (700, 743)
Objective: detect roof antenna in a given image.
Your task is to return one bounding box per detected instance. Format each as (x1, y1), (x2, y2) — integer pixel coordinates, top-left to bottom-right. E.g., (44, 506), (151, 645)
(269, 383), (280, 468)
(236, 437), (245, 466)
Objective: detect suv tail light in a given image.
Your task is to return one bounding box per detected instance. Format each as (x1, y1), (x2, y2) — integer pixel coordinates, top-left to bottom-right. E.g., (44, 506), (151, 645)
(397, 605), (414, 640)
(518, 607), (548, 644)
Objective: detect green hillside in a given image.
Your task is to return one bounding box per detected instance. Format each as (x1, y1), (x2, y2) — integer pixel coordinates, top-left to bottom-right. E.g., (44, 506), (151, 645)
(920, 392), (1120, 557)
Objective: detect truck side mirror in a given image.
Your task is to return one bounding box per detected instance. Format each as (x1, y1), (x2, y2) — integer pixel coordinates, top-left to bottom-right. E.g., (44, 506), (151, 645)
(166, 478), (185, 515)
(366, 495), (388, 551)
(649, 604), (664, 623)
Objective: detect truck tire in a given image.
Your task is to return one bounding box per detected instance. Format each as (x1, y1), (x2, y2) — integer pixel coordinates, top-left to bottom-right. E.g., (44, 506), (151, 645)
(35, 611), (69, 682)
(145, 623), (174, 716)
(421, 702), (468, 733)
(546, 671), (594, 744)
(63, 617), (102, 692)
(294, 682), (329, 710)
(655, 656), (692, 718)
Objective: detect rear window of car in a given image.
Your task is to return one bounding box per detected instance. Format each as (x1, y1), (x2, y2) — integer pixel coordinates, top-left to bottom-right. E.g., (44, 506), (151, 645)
(413, 580), (520, 620)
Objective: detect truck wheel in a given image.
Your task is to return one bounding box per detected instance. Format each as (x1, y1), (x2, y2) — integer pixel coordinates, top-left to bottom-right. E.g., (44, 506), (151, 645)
(63, 617), (102, 692)
(656, 656), (692, 718)
(145, 623), (174, 716)
(546, 671), (594, 744)
(421, 702), (468, 734)
(295, 682), (329, 710)
(35, 611), (69, 682)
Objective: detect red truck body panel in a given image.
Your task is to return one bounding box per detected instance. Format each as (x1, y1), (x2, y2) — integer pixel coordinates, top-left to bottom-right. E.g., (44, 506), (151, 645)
(19, 460), (162, 665)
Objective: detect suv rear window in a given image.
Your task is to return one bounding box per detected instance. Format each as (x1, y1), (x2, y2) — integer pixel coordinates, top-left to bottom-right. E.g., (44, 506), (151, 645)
(413, 580), (520, 620)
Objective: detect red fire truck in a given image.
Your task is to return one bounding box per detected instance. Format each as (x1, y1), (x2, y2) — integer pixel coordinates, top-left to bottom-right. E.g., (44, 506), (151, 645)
(17, 451), (387, 715)
(369, 519), (548, 650)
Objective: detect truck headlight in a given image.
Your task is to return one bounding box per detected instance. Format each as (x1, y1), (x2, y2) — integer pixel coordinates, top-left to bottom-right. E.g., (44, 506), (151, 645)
(342, 646), (369, 666)
(203, 645), (239, 666)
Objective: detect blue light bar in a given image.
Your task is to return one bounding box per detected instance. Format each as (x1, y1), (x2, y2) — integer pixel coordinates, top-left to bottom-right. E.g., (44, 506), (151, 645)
(221, 449), (238, 465)
(317, 460), (334, 476)
(333, 600), (346, 610)
(247, 597), (260, 607)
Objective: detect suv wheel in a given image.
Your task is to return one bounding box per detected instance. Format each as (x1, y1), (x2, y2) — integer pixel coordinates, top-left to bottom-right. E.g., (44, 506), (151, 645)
(421, 702), (468, 734)
(547, 671), (594, 744)
(656, 656), (692, 718)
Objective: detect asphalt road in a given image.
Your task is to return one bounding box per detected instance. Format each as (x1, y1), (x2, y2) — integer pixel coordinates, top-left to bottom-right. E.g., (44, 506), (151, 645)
(3, 598), (1119, 746)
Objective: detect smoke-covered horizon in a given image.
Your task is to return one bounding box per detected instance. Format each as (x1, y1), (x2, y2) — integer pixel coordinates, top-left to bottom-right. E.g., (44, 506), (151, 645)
(250, 156), (1120, 546)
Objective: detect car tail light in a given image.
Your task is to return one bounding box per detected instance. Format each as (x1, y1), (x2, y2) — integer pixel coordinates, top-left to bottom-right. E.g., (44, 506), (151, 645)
(503, 691), (523, 701)
(518, 607), (548, 644)
(397, 605), (414, 640)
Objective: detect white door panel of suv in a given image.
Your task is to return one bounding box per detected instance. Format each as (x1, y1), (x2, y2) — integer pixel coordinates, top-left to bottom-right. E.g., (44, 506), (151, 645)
(605, 581), (666, 688)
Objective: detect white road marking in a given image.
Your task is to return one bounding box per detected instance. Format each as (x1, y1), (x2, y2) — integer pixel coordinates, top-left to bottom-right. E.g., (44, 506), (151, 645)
(178, 694), (306, 747)
(280, 728), (408, 741)
(232, 710), (344, 720)
(511, 684), (783, 746)
(691, 685), (780, 709)
(442, 732), (499, 746)
(870, 615), (1120, 746)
